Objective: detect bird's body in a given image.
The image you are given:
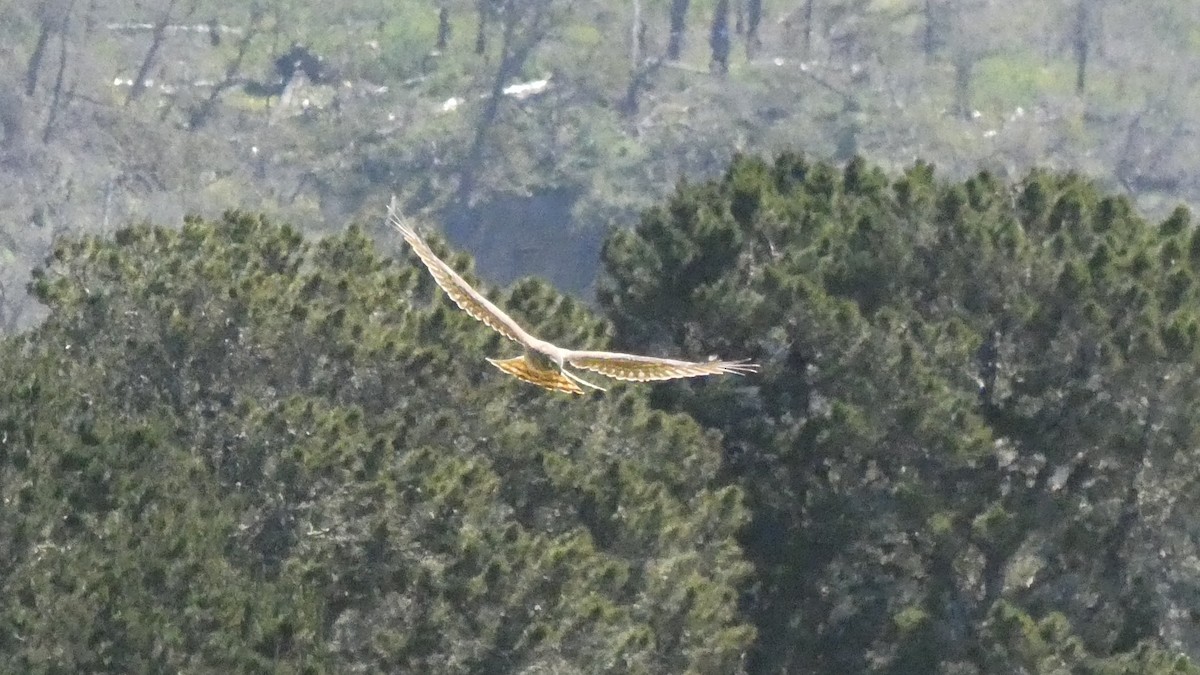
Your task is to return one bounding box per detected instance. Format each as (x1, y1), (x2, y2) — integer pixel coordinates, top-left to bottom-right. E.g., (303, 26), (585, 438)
(387, 199), (757, 394)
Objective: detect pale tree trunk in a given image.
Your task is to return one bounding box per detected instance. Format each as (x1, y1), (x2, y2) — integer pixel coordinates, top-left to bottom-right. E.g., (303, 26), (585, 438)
(621, 0), (652, 117)
(923, 0), (936, 62)
(630, 0), (642, 69)
(952, 53), (973, 121)
(437, 6), (451, 49)
(803, 0), (815, 58)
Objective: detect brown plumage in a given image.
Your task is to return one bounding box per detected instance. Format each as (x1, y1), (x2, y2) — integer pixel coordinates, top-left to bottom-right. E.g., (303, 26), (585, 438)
(388, 198), (758, 395)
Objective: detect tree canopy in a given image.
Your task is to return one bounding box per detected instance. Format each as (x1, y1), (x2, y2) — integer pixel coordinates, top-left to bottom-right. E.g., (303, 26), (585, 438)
(600, 153), (1200, 673)
(0, 212), (751, 673)
(4, 152), (1200, 672)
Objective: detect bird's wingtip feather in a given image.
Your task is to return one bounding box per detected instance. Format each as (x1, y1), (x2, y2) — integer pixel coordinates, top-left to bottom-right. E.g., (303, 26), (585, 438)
(385, 195), (417, 239)
(728, 359), (760, 374)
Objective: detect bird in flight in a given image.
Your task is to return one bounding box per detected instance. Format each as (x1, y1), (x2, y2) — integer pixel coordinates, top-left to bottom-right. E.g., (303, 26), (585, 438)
(387, 200), (758, 395)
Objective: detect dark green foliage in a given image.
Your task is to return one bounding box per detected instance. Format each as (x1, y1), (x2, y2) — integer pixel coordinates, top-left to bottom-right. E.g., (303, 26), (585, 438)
(0, 212), (752, 672)
(7, 152), (1200, 673)
(600, 154), (1200, 673)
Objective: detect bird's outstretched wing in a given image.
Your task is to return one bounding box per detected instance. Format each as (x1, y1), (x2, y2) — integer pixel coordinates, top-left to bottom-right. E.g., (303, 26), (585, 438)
(388, 199), (535, 346)
(388, 198), (759, 392)
(562, 350), (759, 382)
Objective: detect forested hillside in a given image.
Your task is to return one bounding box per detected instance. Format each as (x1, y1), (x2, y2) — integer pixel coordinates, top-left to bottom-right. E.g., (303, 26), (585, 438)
(0, 211), (751, 672)
(3, 0), (1200, 330)
(3, 153), (1200, 672)
(602, 154), (1200, 672)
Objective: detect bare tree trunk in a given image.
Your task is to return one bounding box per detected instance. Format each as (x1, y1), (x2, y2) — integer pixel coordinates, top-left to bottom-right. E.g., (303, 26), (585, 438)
(709, 0), (731, 74)
(630, 0), (642, 69)
(42, 0), (78, 144)
(923, 0), (936, 62)
(621, 58), (662, 119)
(457, 0), (548, 208)
(437, 6), (451, 50)
(803, 0), (815, 58)
(0, 86), (29, 157)
(83, 0), (98, 35)
(190, 10), (262, 129)
(1114, 111), (1144, 194)
(746, 0), (762, 59)
(25, 22), (52, 96)
(474, 0), (489, 54)
(952, 53), (973, 121)
(667, 0), (689, 60)
(126, 0), (179, 105)
(623, 0), (657, 117)
(1073, 0), (1089, 93)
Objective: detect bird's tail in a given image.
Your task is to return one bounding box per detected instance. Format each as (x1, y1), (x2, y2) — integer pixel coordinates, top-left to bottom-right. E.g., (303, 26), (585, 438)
(559, 367), (607, 393)
(486, 356), (599, 395)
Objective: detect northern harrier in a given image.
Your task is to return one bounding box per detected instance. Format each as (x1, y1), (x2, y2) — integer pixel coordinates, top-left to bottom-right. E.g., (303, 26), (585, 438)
(387, 201), (758, 395)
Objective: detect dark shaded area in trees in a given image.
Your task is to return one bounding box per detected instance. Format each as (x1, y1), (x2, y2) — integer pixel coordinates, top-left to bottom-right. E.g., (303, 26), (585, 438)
(445, 187), (603, 294)
(274, 43), (335, 86)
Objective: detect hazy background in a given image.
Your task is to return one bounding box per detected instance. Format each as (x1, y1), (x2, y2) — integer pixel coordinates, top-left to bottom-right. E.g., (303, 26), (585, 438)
(2, 0), (1198, 328)
(6, 3), (1200, 672)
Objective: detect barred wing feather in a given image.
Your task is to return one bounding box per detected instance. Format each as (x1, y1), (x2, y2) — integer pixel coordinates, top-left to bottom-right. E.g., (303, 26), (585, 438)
(387, 198), (759, 394)
(387, 202), (533, 346)
(563, 350), (759, 382)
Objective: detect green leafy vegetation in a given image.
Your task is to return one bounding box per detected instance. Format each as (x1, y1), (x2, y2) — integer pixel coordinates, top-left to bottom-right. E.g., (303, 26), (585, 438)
(600, 153), (1200, 672)
(0, 213), (751, 672)
(4, 152), (1200, 672)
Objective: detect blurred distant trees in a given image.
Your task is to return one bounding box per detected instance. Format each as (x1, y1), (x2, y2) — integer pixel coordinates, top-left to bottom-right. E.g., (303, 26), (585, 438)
(4, 0), (1200, 330)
